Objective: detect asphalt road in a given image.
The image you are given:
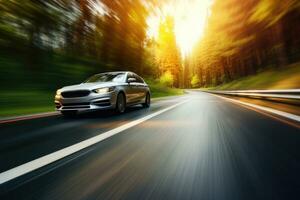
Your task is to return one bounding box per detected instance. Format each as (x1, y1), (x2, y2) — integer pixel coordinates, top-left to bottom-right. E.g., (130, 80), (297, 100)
(0, 91), (300, 200)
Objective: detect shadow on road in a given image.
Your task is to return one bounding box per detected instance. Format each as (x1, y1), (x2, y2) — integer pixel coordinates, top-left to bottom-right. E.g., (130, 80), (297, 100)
(65, 105), (147, 120)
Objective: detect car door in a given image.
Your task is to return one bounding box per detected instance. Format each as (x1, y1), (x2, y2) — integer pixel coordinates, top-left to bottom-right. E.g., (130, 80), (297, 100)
(134, 74), (147, 102)
(125, 73), (140, 104)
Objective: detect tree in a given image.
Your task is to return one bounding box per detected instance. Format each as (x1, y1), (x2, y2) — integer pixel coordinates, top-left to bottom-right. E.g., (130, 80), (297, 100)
(191, 0), (300, 87)
(191, 75), (200, 88)
(155, 16), (181, 87)
(160, 71), (174, 87)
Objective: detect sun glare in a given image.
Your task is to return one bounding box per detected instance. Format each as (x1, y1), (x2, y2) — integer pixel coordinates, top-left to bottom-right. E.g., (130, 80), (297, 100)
(147, 0), (212, 57)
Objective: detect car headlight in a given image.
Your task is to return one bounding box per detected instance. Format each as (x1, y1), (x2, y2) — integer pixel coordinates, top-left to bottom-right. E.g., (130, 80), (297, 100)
(93, 87), (115, 94)
(56, 89), (62, 95)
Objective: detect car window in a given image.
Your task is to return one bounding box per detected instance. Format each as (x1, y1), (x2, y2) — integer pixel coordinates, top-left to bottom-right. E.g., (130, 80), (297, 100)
(127, 73), (136, 82)
(85, 73), (126, 83)
(134, 74), (144, 83)
(112, 74), (125, 82)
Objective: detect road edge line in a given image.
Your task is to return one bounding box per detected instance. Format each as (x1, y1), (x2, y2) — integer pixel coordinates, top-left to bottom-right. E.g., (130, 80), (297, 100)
(211, 94), (300, 123)
(0, 112), (59, 124)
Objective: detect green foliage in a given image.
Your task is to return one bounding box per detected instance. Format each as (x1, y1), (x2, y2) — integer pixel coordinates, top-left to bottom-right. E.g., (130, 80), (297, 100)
(156, 16), (182, 87)
(0, 90), (54, 117)
(159, 71), (174, 87)
(1, 0), (300, 118)
(146, 79), (184, 98)
(191, 0), (300, 88)
(0, 0), (154, 76)
(191, 75), (200, 88)
(0, 54), (101, 91)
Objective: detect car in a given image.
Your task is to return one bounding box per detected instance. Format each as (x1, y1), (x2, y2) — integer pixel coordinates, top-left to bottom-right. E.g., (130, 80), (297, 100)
(54, 71), (151, 116)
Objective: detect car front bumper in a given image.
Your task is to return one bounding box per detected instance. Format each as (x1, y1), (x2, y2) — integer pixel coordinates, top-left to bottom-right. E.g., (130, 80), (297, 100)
(54, 91), (118, 112)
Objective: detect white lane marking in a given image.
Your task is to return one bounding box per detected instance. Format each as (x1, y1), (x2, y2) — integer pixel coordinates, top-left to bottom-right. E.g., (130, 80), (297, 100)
(213, 92), (300, 100)
(212, 94), (300, 122)
(0, 100), (188, 184)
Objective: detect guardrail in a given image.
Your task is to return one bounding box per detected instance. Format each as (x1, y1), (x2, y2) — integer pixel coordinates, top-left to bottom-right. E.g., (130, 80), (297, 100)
(208, 89), (300, 100)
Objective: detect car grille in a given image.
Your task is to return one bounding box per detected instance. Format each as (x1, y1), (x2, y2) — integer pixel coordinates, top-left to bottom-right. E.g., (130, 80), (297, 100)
(62, 102), (90, 106)
(61, 90), (90, 98)
(61, 102), (90, 109)
(62, 106), (90, 109)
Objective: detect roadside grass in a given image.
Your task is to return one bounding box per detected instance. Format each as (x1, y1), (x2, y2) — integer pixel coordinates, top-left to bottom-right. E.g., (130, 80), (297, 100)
(0, 91), (54, 117)
(0, 81), (184, 118)
(207, 63), (300, 90)
(146, 79), (184, 98)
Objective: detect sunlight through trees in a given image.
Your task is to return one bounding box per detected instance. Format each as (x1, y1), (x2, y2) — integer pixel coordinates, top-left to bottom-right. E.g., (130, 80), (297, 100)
(190, 0), (300, 87)
(0, 0), (299, 91)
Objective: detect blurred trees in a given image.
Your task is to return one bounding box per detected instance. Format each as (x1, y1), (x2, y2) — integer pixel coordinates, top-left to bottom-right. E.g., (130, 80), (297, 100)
(0, 0), (156, 89)
(1, 0), (300, 90)
(155, 16), (181, 87)
(159, 71), (174, 87)
(191, 0), (300, 87)
(99, 0), (149, 72)
(191, 74), (200, 88)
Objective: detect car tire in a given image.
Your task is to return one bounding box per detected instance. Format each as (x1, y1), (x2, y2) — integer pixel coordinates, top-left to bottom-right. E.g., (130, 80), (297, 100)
(142, 92), (151, 108)
(61, 110), (77, 117)
(116, 93), (126, 113)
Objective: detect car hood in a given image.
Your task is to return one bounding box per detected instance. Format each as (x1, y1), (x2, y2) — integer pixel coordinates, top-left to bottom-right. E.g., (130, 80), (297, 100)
(60, 82), (122, 91)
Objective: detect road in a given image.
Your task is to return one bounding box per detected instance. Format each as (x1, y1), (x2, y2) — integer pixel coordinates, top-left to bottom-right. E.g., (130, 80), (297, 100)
(0, 91), (300, 200)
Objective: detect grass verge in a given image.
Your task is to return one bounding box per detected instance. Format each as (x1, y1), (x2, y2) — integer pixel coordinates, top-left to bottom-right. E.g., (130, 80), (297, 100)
(0, 91), (55, 117)
(147, 79), (184, 98)
(207, 63), (300, 90)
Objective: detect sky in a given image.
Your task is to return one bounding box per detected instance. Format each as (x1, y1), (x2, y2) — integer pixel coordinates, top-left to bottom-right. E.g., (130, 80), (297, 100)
(147, 0), (213, 56)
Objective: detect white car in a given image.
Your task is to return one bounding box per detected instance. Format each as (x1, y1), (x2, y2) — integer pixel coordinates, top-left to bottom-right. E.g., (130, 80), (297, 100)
(55, 71), (151, 116)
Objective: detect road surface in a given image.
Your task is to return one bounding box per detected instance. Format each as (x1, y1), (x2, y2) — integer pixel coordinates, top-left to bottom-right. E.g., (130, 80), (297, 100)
(0, 91), (300, 200)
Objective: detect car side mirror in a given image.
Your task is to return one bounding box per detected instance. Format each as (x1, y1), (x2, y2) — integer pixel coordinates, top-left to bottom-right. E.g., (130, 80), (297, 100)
(127, 78), (136, 83)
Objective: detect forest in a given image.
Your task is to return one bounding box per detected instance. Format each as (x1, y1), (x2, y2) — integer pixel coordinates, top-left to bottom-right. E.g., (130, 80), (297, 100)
(0, 0), (159, 90)
(0, 0), (300, 116)
(1, 0), (299, 89)
(189, 0), (300, 88)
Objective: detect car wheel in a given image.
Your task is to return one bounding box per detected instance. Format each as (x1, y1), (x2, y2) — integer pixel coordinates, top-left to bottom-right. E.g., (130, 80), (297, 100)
(116, 93), (126, 113)
(142, 92), (150, 108)
(61, 110), (77, 117)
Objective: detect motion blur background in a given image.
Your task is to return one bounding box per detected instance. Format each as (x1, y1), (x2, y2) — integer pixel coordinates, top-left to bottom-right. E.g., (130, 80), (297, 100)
(0, 0), (300, 116)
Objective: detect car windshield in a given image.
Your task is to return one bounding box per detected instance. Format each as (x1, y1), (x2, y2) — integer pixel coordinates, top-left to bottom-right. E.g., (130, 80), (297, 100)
(85, 73), (125, 83)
